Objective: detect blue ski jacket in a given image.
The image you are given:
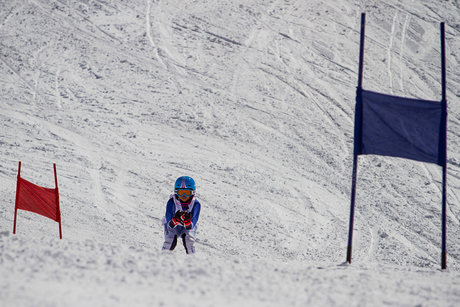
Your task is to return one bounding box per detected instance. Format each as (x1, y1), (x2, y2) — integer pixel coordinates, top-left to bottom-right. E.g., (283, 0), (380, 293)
(165, 195), (201, 231)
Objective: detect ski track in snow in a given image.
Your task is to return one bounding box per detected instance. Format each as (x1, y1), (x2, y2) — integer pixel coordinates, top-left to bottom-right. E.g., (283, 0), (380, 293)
(387, 11), (397, 94)
(145, 0), (184, 93)
(145, 0), (167, 70)
(54, 66), (62, 109)
(0, 56), (36, 92)
(230, 0), (282, 99)
(400, 14), (410, 93)
(0, 4), (17, 31)
(1, 0), (460, 306)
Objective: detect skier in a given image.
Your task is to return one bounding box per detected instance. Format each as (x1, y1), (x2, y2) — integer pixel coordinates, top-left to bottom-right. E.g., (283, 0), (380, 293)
(162, 176), (201, 254)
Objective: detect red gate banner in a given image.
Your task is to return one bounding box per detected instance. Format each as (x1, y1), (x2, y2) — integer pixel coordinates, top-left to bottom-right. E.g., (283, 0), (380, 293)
(13, 162), (62, 239)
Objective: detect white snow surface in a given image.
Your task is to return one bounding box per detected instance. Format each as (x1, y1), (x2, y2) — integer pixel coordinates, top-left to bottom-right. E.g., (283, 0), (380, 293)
(1, 0), (460, 306)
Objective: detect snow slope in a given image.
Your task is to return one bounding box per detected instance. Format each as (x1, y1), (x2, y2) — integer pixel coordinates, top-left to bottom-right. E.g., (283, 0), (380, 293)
(0, 0), (459, 306)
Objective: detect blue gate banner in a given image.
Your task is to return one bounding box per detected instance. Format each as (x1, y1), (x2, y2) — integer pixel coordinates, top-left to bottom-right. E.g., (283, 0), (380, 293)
(355, 89), (445, 166)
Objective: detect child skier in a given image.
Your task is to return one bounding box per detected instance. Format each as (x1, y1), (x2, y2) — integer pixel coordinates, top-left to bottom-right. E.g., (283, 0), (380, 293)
(162, 176), (201, 254)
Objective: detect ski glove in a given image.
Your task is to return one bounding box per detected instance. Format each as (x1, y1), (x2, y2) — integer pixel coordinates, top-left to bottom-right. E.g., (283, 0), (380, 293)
(183, 211), (191, 221)
(182, 212), (192, 230)
(169, 211), (183, 228)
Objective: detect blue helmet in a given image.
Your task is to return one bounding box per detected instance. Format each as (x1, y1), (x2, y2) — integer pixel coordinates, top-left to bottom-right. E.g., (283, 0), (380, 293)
(174, 176), (196, 192)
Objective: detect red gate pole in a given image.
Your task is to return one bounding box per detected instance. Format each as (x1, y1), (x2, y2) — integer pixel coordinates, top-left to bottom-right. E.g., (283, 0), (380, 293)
(54, 164), (62, 239)
(13, 161), (21, 234)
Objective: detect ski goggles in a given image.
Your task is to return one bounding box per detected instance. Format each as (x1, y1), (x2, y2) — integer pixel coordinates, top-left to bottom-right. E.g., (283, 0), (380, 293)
(175, 189), (194, 197)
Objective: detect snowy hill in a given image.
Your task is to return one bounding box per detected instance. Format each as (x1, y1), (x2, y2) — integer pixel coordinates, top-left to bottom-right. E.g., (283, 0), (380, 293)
(1, 0), (460, 306)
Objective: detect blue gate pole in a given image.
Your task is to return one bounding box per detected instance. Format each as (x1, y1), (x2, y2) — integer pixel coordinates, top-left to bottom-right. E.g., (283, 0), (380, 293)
(347, 12), (366, 264)
(440, 22), (448, 270)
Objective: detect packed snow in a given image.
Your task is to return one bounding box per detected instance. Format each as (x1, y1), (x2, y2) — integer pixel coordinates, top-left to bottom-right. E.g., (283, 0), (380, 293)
(1, 0), (460, 306)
